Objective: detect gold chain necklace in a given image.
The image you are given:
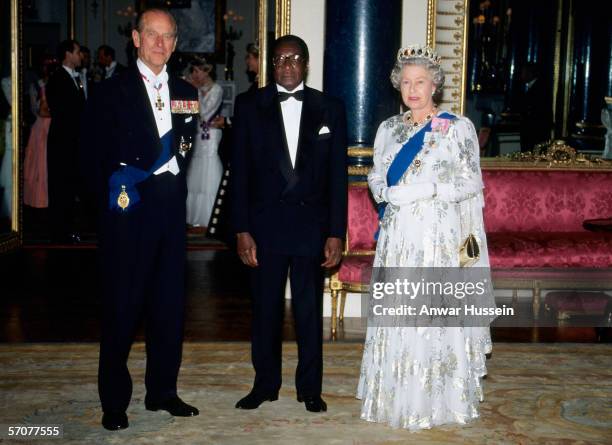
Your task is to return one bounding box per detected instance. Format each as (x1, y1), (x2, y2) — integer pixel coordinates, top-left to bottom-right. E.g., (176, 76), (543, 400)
(405, 108), (437, 127)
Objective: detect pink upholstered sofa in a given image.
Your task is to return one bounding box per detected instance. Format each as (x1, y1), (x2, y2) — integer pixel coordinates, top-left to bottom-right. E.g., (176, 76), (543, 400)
(329, 169), (612, 336)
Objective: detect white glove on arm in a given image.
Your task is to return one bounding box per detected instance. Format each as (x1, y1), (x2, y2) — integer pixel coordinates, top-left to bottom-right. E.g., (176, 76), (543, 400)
(384, 183), (456, 206)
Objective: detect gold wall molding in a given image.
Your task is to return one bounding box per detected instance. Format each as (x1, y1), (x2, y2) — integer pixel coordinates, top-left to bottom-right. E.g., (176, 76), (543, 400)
(345, 141), (612, 174)
(347, 147), (373, 157)
(488, 140), (612, 170)
(348, 166), (371, 176)
(1, 0), (21, 253)
(258, 0), (291, 88)
(275, 0), (291, 38)
(426, 0), (469, 115)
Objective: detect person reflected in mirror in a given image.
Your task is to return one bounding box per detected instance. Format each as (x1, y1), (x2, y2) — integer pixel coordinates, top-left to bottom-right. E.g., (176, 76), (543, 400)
(78, 46), (92, 99)
(24, 56), (58, 209)
(46, 39), (85, 243)
(206, 42), (261, 242)
(245, 42), (260, 93)
(97, 45), (126, 82)
(184, 57), (223, 232)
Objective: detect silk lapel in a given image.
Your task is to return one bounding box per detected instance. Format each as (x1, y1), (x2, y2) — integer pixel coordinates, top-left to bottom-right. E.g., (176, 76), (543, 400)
(295, 87), (323, 173)
(121, 67), (162, 154)
(60, 68), (85, 102)
(259, 84), (296, 186)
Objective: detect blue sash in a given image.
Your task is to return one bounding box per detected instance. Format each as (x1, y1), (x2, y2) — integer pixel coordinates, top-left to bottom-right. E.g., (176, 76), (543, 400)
(374, 112), (454, 239)
(108, 129), (174, 211)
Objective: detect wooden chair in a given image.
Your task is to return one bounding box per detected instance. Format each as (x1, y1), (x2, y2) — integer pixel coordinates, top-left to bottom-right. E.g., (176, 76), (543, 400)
(329, 182), (378, 338)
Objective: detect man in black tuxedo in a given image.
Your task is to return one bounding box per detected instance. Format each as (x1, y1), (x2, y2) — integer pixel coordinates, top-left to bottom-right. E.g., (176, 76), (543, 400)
(231, 35), (347, 413)
(80, 8), (199, 430)
(46, 39), (86, 242)
(97, 45), (127, 81)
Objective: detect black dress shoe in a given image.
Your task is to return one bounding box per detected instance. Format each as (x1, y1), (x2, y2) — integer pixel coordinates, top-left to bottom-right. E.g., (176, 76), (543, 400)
(235, 390), (279, 409)
(297, 395), (327, 412)
(101, 411), (128, 430)
(145, 395), (199, 416)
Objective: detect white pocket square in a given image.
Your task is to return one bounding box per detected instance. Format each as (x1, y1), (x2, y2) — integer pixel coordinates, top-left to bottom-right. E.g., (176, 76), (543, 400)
(185, 116), (193, 123)
(318, 126), (331, 135)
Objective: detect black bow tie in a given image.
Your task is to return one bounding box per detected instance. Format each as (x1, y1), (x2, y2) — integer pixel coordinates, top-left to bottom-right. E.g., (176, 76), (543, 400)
(278, 90), (304, 102)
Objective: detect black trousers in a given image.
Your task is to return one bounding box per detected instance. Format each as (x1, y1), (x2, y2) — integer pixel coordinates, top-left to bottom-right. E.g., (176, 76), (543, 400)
(47, 143), (78, 240)
(98, 173), (186, 413)
(249, 250), (324, 397)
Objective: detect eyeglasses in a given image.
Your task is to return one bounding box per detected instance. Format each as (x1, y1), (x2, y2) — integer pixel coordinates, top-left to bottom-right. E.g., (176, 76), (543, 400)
(272, 54), (305, 67)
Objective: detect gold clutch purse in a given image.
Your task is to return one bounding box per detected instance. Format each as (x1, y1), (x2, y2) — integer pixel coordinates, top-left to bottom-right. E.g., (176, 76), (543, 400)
(459, 233), (480, 267)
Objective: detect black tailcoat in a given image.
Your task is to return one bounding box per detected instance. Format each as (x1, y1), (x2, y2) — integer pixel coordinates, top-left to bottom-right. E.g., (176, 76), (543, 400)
(80, 65), (198, 412)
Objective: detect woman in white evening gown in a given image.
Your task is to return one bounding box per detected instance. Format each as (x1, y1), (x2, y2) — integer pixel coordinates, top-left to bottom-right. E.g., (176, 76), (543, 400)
(357, 45), (493, 431)
(184, 58), (224, 228)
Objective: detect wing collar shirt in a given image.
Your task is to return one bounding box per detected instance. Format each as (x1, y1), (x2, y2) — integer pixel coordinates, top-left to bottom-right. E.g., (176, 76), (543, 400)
(136, 58), (179, 175)
(105, 61), (118, 79)
(62, 65), (81, 91)
(277, 81), (304, 168)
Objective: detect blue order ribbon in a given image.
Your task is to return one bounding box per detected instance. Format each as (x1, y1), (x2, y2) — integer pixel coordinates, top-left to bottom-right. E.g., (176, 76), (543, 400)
(374, 112), (454, 240)
(108, 129), (174, 211)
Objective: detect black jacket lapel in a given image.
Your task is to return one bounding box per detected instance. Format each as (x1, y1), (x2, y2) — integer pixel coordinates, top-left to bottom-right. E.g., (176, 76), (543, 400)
(295, 87), (324, 173)
(258, 84), (296, 187)
(121, 66), (161, 154)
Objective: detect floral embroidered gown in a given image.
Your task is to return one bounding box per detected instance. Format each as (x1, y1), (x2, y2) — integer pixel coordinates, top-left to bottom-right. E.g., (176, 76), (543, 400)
(357, 110), (493, 430)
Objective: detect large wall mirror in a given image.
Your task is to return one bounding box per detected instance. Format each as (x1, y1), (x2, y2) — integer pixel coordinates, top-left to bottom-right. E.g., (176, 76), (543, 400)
(0, 0), (20, 253)
(427, 0), (612, 164)
(13, 0), (291, 245)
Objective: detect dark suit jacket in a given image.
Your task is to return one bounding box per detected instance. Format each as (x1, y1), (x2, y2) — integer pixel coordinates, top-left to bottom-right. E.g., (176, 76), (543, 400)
(230, 83), (348, 257)
(80, 65), (198, 208)
(47, 67), (86, 164)
(110, 62), (127, 78)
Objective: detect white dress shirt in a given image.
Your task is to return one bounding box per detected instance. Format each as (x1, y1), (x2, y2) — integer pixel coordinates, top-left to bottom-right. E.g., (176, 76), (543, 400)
(105, 61), (118, 79)
(277, 82), (304, 168)
(136, 58), (179, 175)
(62, 65), (82, 91)
(79, 68), (88, 99)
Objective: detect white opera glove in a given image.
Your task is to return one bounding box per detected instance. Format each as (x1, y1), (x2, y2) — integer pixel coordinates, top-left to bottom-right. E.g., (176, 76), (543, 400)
(384, 183), (435, 206)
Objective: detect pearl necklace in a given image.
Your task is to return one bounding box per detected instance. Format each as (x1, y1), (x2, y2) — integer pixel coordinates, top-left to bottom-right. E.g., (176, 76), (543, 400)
(405, 108), (437, 127)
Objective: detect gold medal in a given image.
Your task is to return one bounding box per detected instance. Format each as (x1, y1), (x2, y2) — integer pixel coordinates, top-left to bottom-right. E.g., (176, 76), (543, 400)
(179, 136), (192, 155)
(155, 93), (164, 111)
(117, 185), (130, 210)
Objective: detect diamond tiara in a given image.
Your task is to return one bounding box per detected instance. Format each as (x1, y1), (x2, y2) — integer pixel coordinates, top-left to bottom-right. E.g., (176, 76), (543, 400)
(397, 45), (441, 65)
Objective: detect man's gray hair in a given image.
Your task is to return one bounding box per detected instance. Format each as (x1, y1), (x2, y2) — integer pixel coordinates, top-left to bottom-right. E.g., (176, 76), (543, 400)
(136, 8), (178, 36)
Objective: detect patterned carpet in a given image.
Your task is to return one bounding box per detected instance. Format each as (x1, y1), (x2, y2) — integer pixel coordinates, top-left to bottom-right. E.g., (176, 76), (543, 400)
(0, 342), (610, 444)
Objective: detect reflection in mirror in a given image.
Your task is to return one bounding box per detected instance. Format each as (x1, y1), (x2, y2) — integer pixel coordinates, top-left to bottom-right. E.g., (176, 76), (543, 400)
(17, 1), (263, 244)
(0, 0), (13, 236)
(463, 0), (612, 157)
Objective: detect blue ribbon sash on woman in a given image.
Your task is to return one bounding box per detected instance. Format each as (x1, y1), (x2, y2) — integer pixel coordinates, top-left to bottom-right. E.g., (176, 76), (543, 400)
(375, 112), (454, 239)
(108, 129), (174, 211)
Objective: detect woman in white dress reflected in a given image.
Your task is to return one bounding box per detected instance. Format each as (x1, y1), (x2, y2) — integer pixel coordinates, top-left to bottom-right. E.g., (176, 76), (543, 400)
(357, 45), (493, 430)
(184, 57), (224, 229)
